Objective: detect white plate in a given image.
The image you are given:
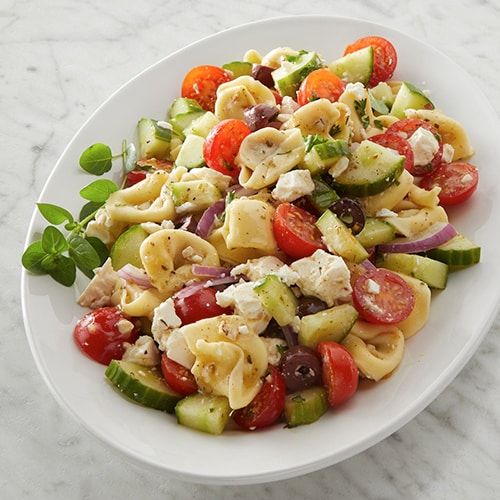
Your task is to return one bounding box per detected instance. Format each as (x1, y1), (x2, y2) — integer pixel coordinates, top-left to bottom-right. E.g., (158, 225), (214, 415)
(22, 16), (500, 485)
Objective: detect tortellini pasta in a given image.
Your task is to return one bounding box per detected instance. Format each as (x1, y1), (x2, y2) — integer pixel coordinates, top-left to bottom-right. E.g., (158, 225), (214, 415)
(181, 315), (268, 409)
(407, 184), (441, 208)
(261, 46), (298, 69)
(140, 229), (220, 296)
(339, 83), (376, 142)
(382, 206), (448, 238)
(208, 228), (267, 265)
(116, 283), (167, 319)
(173, 166), (232, 192)
(284, 98), (341, 137)
(106, 171), (175, 224)
(237, 127), (305, 189)
(330, 102), (353, 142)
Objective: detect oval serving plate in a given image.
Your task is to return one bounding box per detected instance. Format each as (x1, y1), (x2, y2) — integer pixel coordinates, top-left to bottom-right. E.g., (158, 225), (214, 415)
(22, 16), (500, 484)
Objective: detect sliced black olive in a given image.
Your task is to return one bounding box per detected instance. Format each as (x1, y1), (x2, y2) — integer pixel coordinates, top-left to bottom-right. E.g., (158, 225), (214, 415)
(329, 198), (365, 234)
(296, 296), (328, 318)
(280, 345), (322, 392)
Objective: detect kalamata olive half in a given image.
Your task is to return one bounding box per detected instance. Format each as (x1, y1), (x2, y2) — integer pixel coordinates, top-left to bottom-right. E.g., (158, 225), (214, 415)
(329, 198), (365, 234)
(280, 345), (322, 392)
(243, 104), (279, 132)
(296, 296), (328, 318)
(251, 64), (275, 88)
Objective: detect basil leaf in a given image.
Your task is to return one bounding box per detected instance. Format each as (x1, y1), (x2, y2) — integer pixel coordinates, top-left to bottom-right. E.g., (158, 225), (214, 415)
(368, 90), (389, 115)
(80, 179), (119, 203)
(48, 255), (76, 287)
(79, 201), (104, 222)
(42, 226), (68, 254)
(37, 203), (74, 225)
(68, 234), (101, 277)
(304, 134), (329, 153)
(123, 141), (138, 173)
(85, 236), (109, 266)
(22, 240), (48, 273)
(79, 143), (113, 175)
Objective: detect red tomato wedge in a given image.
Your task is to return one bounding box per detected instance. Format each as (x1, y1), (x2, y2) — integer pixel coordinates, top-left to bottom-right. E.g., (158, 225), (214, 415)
(125, 170), (146, 187)
(73, 307), (139, 365)
(203, 119), (251, 179)
(273, 203), (326, 259)
(317, 342), (358, 407)
(369, 132), (414, 173)
(160, 354), (198, 396)
(232, 366), (286, 430)
(353, 269), (415, 324)
(173, 286), (231, 326)
(181, 65), (232, 112)
(297, 68), (345, 106)
(420, 162), (479, 206)
(344, 36), (397, 86)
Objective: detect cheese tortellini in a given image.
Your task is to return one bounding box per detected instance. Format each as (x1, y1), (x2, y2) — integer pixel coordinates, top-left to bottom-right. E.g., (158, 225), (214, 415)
(284, 98), (342, 137)
(181, 315), (268, 409)
(208, 228), (267, 265)
(261, 46), (298, 69)
(382, 206), (448, 238)
(339, 83), (376, 142)
(116, 283), (167, 319)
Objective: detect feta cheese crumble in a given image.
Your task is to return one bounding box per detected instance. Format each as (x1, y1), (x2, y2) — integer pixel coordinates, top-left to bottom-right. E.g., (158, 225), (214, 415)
(122, 336), (161, 367)
(328, 156), (349, 178)
(442, 143), (455, 163)
(272, 169), (315, 203)
(407, 127), (439, 166)
(345, 82), (366, 100)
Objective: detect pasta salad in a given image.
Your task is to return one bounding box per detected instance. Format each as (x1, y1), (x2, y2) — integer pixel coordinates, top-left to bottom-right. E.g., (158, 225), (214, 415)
(23, 36), (481, 434)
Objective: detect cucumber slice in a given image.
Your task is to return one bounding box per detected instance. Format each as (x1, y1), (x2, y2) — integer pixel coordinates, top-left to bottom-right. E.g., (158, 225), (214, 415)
(170, 180), (221, 210)
(253, 274), (298, 327)
(329, 46), (374, 85)
(298, 304), (358, 348)
(377, 253), (449, 289)
(137, 118), (181, 160)
(306, 176), (340, 213)
(222, 61), (253, 78)
(183, 112), (219, 138)
(110, 224), (149, 270)
(272, 51), (324, 97)
(332, 140), (405, 197)
(390, 82), (434, 119)
(169, 97), (203, 118)
(426, 234), (481, 266)
(175, 394), (230, 435)
(316, 210), (369, 263)
(170, 111), (205, 136)
(284, 387), (328, 427)
(303, 139), (349, 175)
(356, 218), (396, 248)
(105, 360), (181, 413)
(369, 82), (395, 107)
(174, 134), (206, 169)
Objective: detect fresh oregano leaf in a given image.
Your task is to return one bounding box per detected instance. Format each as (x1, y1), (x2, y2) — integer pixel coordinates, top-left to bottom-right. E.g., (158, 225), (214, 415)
(42, 226), (68, 254)
(79, 201), (104, 223)
(48, 255), (76, 286)
(79, 179), (119, 203)
(37, 203), (74, 225)
(68, 234), (101, 277)
(85, 236), (109, 266)
(79, 143), (113, 175)
(21, 240), (48, 273)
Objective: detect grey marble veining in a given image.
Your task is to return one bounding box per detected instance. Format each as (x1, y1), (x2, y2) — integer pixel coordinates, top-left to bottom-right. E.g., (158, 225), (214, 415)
(1, 0), (499, 498)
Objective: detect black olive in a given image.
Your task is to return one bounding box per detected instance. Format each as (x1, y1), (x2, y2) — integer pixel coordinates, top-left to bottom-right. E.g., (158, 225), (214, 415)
(329, 198), (365, 234)
(251, 64), (275, 88)
(243, 104), (279, 132)
(279, 345), (322, 392)
(296, 296), (328, 318)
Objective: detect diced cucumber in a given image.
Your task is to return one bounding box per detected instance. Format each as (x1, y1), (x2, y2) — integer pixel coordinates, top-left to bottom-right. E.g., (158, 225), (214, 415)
(331, 140), (405, 197)
(253, 274), (298, 327)
(369, 82), (395, 107)
(222, 61), (253, 78)
(306, 176), (340, 213)
(174, 134), (206, 169)
(356, 218), (396, 248)
(175, 394), (230, 435)
(284, 387), (328, 427)
(329, 46), (374, 85)
(426, 234), (481, 267)
(105, 360), (182, 413)
(110, 224), (149, 270)
(316, 210), (369, 263)
(303, 139), (349, 175)
(298, 304), (358, 348)
(272, 51), (324, 97)
(169, 97), (203, 118)
(390, 82), (434, 119)
(137, 118), (182, 160)
(377, 253), (448, 289)
(170, 180), (221, 211)
(183, 112), (219, 138)
(170, 111), (205, 136)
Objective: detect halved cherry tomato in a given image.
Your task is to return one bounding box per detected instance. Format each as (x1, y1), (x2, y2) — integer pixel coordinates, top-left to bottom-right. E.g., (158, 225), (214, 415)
(232, 366), (286, 430)
(344, 36), (397, 86)
(125, 170), (146, 187)
(420, 161), (479, 206)
(203, 119), (251, 179)
(173, 286), (231, 326)
(317, 342), (358, 407)
(73, 307), (139, 365)
(369, 132), (414, 173)
(297, 68), (345, 106)
(353, 269), (415, 324)
(386, 118), (443, 175)
(160, 354), (198, 396)
(273, 203), (326, 259)
(181, 65), (232, 112)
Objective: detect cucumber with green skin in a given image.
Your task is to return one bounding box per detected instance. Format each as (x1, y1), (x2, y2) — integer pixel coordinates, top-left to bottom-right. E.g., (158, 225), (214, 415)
(356, 218), (396, 248)
(329, 46), (374, 85)
(110, 224), (149, 270)
(105, 360), (181, 413)
(284, 387), (328, 427)
(183, 112), (219, 138)
(137, 118), (182, 160)
(169, 97), (203, 118)
(175, 394), (230, 435)
(175, 134), (206, 169)
(390, 82), (434, 119)
(169, 111), (205, 136)
(307, 176), (340, 213)
(222, 61), (253, 78)
(303, 139), (349, 175)
(426, 234), (481, 267)
(369, 82), (395, 107)
(170, 180), (221, 210)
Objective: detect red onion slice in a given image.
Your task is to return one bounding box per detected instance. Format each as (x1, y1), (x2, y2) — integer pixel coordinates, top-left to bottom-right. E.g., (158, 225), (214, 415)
(361, 259), (377, 271)
(173, 275), (240, 300)
(225, 185), (258, 197)
(281, 325), (298, 347)
(192, 265), (232, 278)
(379, 222), (457, 254)
(195, 200), (225, 238)
(117, 264), (152, 288)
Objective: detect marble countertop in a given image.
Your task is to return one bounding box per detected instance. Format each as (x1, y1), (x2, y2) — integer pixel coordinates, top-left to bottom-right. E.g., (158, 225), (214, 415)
(2, 0), (499, 498)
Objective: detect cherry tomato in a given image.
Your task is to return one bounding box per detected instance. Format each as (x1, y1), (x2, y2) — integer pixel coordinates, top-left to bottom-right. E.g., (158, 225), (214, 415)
(232, 366), (286, 430)
(125, 170), (146, 187)
(386, 118), (443, 175)
(181, 65), (232, 112)
(353, 269), (415, 324)
(344, 36), (397, 86)
(368, 132), (414, 173)
(73, 307), (139, 365)
(273, 203), (326, 259)
(420, 162), (479, 206)
(297, 68), (345, 106)
(203, 119), (251, 179)
(160, 354), (197, 396)
(317, 341), (358, 407)
(173, 286), (231, 326)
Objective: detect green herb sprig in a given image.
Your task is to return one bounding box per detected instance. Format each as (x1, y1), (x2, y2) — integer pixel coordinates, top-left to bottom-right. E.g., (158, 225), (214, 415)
(354, 98), (370, 129)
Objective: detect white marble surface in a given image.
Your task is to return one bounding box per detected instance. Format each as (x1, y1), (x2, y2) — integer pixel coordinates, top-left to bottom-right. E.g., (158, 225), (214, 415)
(2, 0), (500, 498)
